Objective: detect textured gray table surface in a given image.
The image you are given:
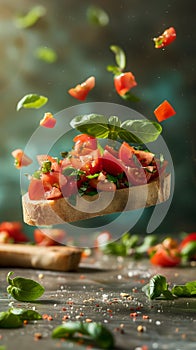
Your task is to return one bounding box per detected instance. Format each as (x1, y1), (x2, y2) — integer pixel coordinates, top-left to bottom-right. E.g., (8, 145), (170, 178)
(0, 254), (195, 350)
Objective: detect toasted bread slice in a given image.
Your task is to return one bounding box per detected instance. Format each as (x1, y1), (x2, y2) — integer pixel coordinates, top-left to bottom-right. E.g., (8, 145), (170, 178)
(22, 173), (171, 226)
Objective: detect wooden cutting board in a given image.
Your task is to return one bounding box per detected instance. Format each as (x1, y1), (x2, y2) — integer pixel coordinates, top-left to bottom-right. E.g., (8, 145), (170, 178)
(0, 244), (82, 271)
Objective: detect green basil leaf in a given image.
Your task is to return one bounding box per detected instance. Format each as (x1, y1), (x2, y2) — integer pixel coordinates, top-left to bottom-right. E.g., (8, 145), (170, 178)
(142, 274), (168, 299)
(135, 235), (158, 254)
(70, 114), (109, 138)
(14, 5), (46, 29)
(34, 47), (57, 63)
(171, 281), (196, 297)
(52, 321), (114, 349)
(10, 308), (42, 321)
(7, 271), (45, 302)
(110, 45), (126, 70)
(16, 94), (48, 111)
(120, 120), (162, 144)
(83, 322), (114, 349)
(86, 5), (109, 27)
(180, 241), (196, 260)
(0, 311), (23, 329)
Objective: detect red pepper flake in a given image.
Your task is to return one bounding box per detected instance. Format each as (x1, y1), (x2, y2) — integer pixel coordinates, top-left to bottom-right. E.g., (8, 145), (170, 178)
(67, 301), (74, 305)
(23, 320), (28, 325)
(154, 99), (176, 122)
(47, 315), (53, 321)
(0, 335), (3, 339)
(62, 315), (70, 321)
(34, 332), (42, 340)
(142, 315), (149, 320)
(130, 312), (138, 318)
(62, 307), (67, 311)
(79, 275), (86, 279)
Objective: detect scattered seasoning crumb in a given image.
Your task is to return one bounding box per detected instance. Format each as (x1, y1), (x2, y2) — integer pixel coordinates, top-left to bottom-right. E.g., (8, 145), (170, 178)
(85, 318), (92, 323)
(181, 333), (187, 339)
(62, 307), (67, 311)
(62, 315), (70, 321)
(79, 275), (86, 279)
(120, 292), (132, 299)
(142, 315), (149, 319)
(23, 320), (28, 325)
(137, 325), (146, 332)
(130, 312), (138, 318)
(38, 273), (44, 279)
(34, 332), (42, 340)
(0, 335), (3, 339)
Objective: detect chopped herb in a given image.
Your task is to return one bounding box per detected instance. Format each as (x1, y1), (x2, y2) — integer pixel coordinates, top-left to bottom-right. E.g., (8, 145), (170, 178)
(86, 5), (109, 27)
(41, 160), (52, 173)
(60, 151), (69, 158)
(14, 5), (46, 29)
(17, 94), (48, 111)
(34, 47), (57, 63)
(7, 271), (45, 302)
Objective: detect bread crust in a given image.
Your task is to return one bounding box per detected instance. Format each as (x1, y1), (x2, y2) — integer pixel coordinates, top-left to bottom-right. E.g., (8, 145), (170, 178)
(0, 244), (82, 271)
(22, 173), (171, 226)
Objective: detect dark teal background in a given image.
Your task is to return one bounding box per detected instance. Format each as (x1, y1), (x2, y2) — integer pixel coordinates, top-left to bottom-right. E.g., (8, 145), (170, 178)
(0, 0), (195, 239)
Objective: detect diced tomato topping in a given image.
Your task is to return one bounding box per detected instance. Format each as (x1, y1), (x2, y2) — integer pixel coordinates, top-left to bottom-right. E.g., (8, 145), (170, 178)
(153, 27), (176, 49)
(34, 228), (66, 246)
(149, 247), (181, 267)
(44, 186), (62, 200)
(12, 149), (32, 168)
(0, 221), (28, 242)
(40, 112), (56, 128)
(154, 100), (176, 122)
(68, 76), (95, 101)
(125, 166), (151, 186)
(89, 178), (116, 192)
(119, 142), (137, 167)
(28, 178), (45, 200)
(148, 237), (181, 267)
(114, 72), (137, 96)
(102, 149), (124, 176)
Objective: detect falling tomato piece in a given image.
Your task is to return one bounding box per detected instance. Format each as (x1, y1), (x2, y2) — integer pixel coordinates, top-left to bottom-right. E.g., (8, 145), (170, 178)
(153, 27), (176, 49)
(68, 76), (95, 101)
(40, 112), (56, 128)
(114, 72), (137, 96)
(154, 100), (176, 122)
(11, 149), (32, 168)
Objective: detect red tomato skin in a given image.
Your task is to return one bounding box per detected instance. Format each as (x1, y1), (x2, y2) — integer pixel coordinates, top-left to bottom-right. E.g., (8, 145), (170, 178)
(154, 100), (176, 122)
(0, 222), (28, 243)
(73, 134), (97, 151)
(150, 248), (181, 267)
(154, 27), (176, 49)
(125, 166), (151, 186)
(179, 233), (196, 250)
(28, 178), (45, 200)
(102, 150), (124, 176)
(118, 142), (136, 167)
(114, 72), (137, 96)
(34, 229), (66, 246)
(68, 76), (95, 101)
